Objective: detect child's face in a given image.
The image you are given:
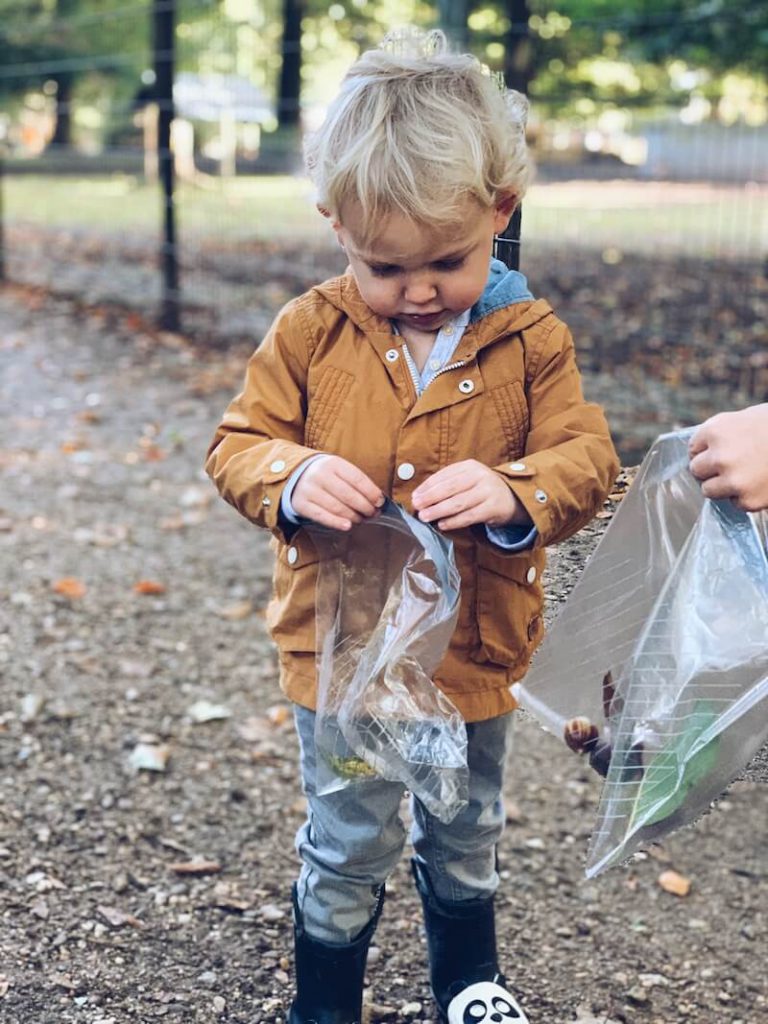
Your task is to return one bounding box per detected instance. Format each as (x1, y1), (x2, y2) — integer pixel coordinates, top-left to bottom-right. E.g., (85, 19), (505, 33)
(333, 198), (513, 334)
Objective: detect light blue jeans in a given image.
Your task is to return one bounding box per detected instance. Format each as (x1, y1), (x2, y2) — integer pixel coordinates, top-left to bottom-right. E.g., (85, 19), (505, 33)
(293, 705), (512, 943)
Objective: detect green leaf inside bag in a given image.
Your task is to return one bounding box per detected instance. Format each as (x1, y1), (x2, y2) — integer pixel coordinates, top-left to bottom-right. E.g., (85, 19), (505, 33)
(629, 701), (721, 831)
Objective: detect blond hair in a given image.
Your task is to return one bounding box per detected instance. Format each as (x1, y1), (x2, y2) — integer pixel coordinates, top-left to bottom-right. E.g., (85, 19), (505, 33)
(304, 28), (530, 239)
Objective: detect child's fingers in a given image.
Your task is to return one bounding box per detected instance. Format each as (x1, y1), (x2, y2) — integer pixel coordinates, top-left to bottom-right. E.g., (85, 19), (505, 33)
(435, 501), (490, 531)
(325, 472), (382, 517)
(689, 448), (717, 482)
(334, 461), (385, 509)
(699, 475), (736, 501)
(413, 461), (485, 508)
(687, 429), (708, 457)
(302, 499), (358, 531)
(417, 491), (473, 523)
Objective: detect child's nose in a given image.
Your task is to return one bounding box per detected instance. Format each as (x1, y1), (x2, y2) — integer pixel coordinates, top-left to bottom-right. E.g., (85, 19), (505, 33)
(404, 275), (437, 305)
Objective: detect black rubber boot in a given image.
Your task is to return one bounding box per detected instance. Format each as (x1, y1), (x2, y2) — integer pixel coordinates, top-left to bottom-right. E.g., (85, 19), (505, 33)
(411, 858), (500, 1017)
(288, 883), (384, 1024)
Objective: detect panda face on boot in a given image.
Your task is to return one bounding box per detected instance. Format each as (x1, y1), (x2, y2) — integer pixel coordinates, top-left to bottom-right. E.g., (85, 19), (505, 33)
(447, 980), (529, 1024)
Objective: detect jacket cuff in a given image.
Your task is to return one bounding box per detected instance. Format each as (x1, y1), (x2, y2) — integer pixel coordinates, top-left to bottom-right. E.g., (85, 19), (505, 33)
(485, 522), (538, 550)
(492, 459), (553, 546)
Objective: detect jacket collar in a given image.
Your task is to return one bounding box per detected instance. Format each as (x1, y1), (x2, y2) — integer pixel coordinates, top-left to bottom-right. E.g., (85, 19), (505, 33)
(313, 259), (551, 348)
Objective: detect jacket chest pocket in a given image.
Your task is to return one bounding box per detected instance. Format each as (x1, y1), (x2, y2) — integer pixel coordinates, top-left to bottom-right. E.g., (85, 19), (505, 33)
(471, 544), (544, 669)
(305, 366), (355, 450)
(488, 379), (529, 461)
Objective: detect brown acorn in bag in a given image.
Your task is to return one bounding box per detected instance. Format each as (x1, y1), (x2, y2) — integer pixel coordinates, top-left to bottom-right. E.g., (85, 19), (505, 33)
(562, 671), (644, 780)
(562, 671), (617, 778)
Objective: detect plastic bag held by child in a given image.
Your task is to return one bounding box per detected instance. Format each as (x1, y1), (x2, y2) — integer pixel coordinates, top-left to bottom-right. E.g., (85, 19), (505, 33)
(512, 429), (768, 876)
(306, 499), (468, 823)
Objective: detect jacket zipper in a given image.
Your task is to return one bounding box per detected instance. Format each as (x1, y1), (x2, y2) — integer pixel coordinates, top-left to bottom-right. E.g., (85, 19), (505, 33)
(430, 359), (467, 382)
(401, 345), (467, 399)
(401, 344), (424, 398)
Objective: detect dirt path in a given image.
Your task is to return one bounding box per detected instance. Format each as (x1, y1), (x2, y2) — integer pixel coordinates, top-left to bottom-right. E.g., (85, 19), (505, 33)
(0, 287), (765, 1024)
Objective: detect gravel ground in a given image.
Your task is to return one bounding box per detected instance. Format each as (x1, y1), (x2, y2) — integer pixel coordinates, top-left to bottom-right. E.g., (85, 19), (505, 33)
(0, 286), (765, 1024)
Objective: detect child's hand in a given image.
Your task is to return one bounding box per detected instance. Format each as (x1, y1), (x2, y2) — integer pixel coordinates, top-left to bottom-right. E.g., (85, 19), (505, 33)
(292, 456), (385, 530)
(689, 404), (768, 512)
(412, 460), (533, 530)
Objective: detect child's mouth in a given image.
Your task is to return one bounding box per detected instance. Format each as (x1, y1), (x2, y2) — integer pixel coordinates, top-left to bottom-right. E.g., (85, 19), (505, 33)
(402, 311), (444, 326)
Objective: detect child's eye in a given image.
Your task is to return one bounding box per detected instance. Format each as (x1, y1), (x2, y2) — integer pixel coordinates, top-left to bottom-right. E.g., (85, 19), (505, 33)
(368, 264), (400, 277)
(434, 258), (466, 271)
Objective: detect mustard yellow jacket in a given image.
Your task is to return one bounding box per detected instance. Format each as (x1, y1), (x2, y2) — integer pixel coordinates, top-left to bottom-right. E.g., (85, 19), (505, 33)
(206, 264), (619, 721)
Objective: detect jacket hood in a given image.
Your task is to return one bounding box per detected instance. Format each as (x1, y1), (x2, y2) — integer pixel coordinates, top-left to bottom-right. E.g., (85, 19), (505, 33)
(471, 259), (533, 320)
(313, 259), (553, 343)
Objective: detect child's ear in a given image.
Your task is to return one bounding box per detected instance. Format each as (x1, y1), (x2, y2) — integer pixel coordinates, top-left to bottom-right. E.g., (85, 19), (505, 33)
(317, 204), (341, 228)
(318, 204), (345, 245)
(493, 194), (518, 233)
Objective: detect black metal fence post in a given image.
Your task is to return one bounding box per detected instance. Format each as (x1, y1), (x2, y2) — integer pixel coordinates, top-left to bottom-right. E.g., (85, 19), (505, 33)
(494, 206), (522, 271)
(153, 0), (179, 331)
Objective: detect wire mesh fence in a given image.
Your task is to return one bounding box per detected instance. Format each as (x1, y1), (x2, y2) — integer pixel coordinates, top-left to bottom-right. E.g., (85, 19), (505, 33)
(1, 0), (766, 428)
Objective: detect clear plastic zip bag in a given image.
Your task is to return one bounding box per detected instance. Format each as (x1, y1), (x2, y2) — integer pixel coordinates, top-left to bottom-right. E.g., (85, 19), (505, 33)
(512, 430), (768, 876)
(306, 499), (468, 823)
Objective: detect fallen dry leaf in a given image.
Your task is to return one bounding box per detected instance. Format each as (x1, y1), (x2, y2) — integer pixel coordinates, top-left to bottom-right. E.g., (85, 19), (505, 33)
(211, 882), (251, 913)
(49, 973), (77, 992)
(216, 599), (253, 621)
(658, 869), (691, 896)
(52, 577), (86, 599)
(236, 716), (273, 743)
(159, 514), (186, 531)
(168, 859), (222, 876)
(140, 443), (166, 462)
(133, 580), (166, 595)
(29, 897), (49, 919)
(76, 410), (101, 424)
(266, 704), (291, 728)
(129, 743), (170, 773)
(97, 905), (147, 929)
(187, 700), (231, 723)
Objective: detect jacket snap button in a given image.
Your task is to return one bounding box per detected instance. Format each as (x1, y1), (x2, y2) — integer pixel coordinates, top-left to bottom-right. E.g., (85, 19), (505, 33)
(526, 566), (537, 584)
(534, 489), (548, 504)
(270, 459), (286, 473)
(385, 348), (399, 362)
(510, 462), (526, 472)
(458, 379), (474, 394)
(262, 496), (271, 507)
(287, 546), (298, 565)
(397, 462), (415, 481)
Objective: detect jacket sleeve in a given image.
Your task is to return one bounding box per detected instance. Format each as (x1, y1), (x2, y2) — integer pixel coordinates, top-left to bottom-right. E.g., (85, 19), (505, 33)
(493, 317), (620, 547)
(205, 297), (320, 541)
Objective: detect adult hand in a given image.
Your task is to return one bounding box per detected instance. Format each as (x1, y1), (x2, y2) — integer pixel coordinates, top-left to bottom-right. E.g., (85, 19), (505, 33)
(688, 404), (768, 512)
(412, 459), (533, 530)
(292, 456), (385, 530)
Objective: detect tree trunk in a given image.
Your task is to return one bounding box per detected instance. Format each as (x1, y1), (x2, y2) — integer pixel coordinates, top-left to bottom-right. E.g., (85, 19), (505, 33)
(503, 0), (533, 95)
(437, 0), (471, 52)
(278, 0), (303, 129)
(50, 74), (73, 149)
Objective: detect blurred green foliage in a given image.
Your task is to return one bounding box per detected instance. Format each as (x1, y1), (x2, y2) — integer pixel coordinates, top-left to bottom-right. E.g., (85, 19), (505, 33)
(0, 0), (765, 152)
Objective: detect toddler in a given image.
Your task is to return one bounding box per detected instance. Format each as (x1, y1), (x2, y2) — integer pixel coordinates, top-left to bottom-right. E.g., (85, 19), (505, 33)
(207, 30), (619, 1024)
